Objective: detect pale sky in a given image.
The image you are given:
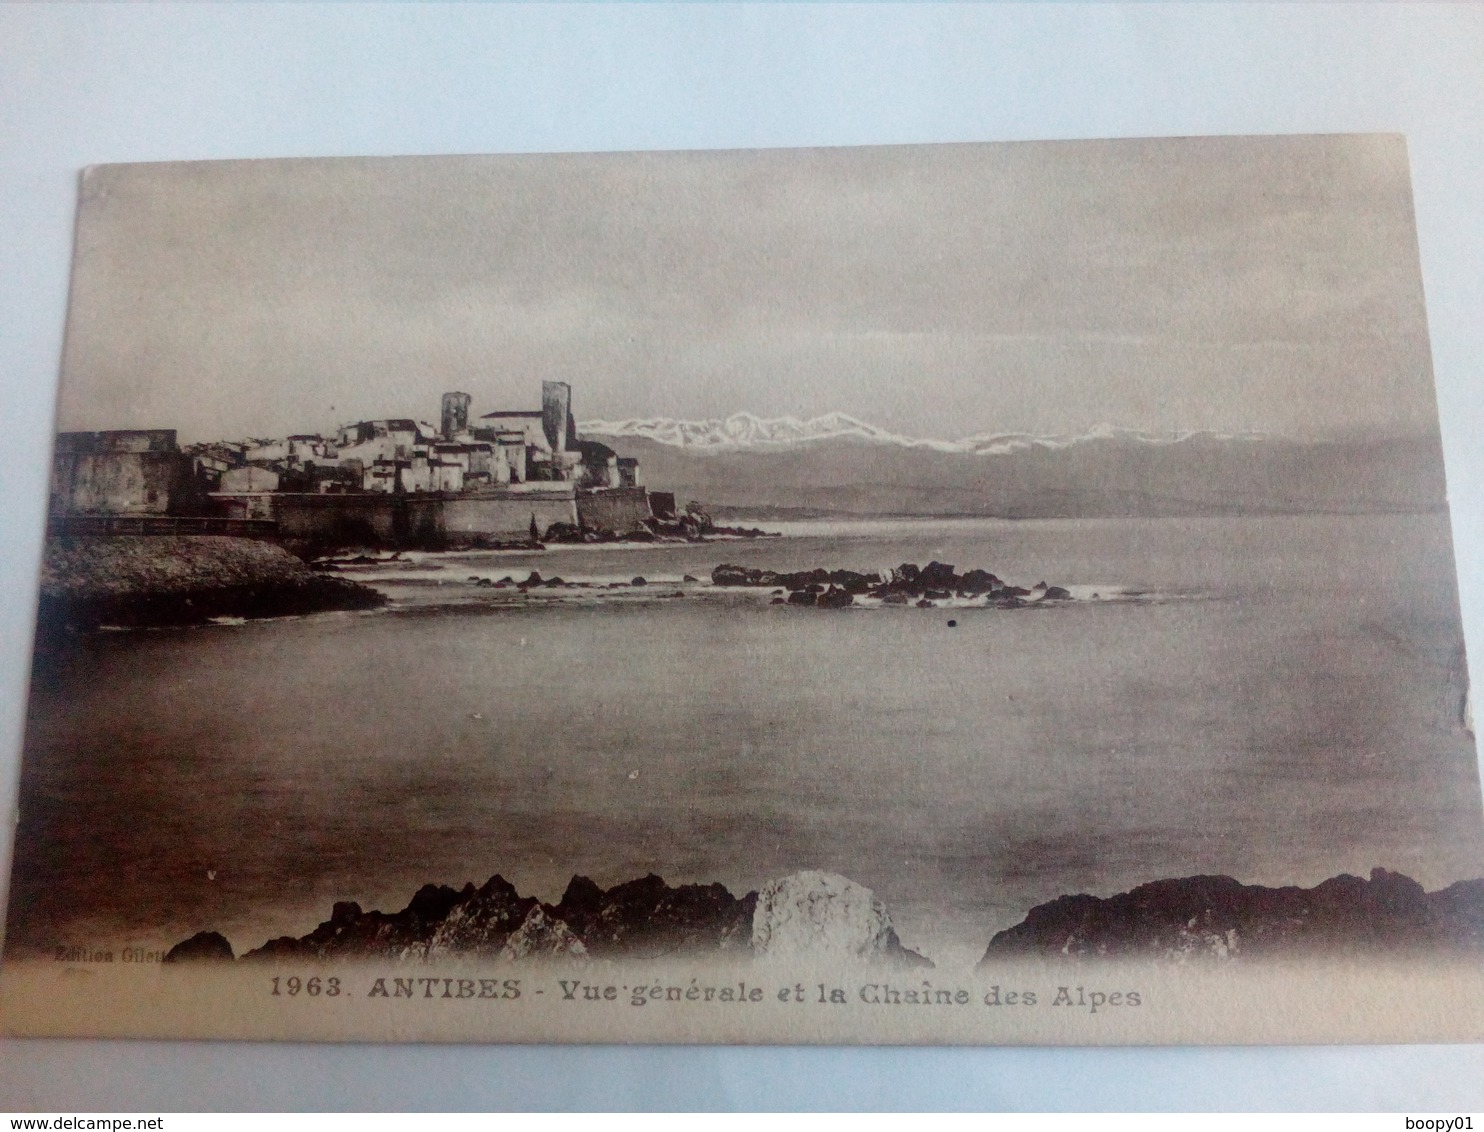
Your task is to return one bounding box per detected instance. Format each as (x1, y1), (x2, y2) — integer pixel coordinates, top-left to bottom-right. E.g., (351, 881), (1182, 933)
(56, 135), (1440, 444)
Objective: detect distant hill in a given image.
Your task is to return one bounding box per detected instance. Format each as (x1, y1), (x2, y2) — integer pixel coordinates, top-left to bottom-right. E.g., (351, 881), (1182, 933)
(579, 415), (1447, 519)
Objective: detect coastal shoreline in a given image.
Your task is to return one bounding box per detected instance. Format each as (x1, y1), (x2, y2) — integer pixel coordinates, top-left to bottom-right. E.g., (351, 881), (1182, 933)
(159, 867), (1484, 970)
(40, 529), (1106, 629)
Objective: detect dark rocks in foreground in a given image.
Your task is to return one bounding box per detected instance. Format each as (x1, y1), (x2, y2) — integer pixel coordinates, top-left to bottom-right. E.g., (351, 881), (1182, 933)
(712, 561), (1073, 608)
(231, 873), (753, 963)
(183, 870), (930, 967)
(981, 868), (1484, 965)
(245, 879), (502, 963)
(37, 535), (385, 634)
(168, 866), (1484, 969)
(752, 871), (933, 969)
(163, 930), (236, 963)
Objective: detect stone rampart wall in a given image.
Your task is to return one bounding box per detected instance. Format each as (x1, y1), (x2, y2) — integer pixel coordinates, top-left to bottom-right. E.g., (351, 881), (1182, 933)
(576, 486), (653, 532)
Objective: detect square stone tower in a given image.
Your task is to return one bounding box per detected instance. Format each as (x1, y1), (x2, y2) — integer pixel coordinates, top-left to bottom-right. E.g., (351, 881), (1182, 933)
(541, 381), (577, 454)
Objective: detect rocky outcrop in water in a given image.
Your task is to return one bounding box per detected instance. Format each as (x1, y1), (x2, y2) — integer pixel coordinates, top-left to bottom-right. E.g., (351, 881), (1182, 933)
(182, 870), (927, 966)
(711, 561), (1072, 608)
(752, 871), (932, 968)
(980, 868), (1484, 965)
(547, 874), (756, 960)
(37, 535), (385, 634)
(501, 906), (590, 961)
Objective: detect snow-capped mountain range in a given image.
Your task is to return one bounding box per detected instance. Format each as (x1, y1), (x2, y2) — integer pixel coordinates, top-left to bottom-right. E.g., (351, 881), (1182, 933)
(578, 412), (1268, 455)
(573, 411), (1440, 519)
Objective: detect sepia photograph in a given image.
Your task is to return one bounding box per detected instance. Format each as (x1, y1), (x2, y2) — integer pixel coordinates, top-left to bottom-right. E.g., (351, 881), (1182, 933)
(3, 135), (1482, 1044)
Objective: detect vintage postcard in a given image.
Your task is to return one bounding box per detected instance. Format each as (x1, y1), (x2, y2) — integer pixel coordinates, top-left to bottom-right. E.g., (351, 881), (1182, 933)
(3, 136), (1483, 1044)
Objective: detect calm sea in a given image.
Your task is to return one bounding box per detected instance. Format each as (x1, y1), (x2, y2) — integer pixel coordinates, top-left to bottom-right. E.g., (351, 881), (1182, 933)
(8, 513), (1484, 970)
